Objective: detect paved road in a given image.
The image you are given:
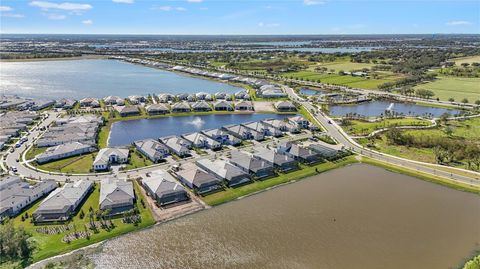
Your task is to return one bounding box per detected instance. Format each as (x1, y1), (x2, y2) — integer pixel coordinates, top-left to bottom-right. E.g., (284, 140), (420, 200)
(282, 85), (480, 187)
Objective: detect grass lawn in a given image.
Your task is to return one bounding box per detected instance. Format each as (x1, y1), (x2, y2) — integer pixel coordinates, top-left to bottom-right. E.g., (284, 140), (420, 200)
(453, 55), (480, 66)
(202, 156), (358, 206)
(34, 153), (95, 174)
(9, 181), (155, 263)
(413, 76), (480, 103)
(360, 157), (480, 194)
(25, 146), (47, 160)
(281, 71), (402, 90)
(357, 117), (480, 170)
(310, 58), (375, 72)
(125, 149), (154, 170)
(345, 118), (432, 136)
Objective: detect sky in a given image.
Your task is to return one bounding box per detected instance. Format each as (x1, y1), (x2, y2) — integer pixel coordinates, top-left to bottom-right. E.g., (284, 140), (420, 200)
(0, 0), (479, 35)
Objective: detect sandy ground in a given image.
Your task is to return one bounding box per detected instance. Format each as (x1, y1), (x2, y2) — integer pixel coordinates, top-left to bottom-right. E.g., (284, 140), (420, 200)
(253, 101), (275, 112)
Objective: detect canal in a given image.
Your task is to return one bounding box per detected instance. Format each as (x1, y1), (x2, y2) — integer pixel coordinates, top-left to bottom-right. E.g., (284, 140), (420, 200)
(88, 164), (480, 269)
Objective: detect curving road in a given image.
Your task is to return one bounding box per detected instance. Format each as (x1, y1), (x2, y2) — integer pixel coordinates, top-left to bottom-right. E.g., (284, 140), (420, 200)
(282, 85), (480, 188)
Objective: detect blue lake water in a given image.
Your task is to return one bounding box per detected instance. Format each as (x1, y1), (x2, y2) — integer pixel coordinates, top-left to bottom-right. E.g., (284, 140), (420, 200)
(108, 113), (294, 146)
(329, 100), (462, 117)
(0, 59), (243, 99)
(299, 88), (326, 95)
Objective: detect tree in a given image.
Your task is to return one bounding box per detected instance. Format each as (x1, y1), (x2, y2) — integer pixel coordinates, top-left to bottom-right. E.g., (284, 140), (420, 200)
(475, 100), (480, 106)
(0, 220), (35, 264)
(461, 98), (469, 104)
(448, 97), (455, 103)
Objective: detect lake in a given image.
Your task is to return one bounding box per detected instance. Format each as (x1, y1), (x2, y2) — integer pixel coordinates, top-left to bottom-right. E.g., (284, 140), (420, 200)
(0, 59), (243, 99)
(88, 164), (480, 269)
(108, 113), (293, 146)
(299, 87), (326, 95)
(329, 100), (462, 117)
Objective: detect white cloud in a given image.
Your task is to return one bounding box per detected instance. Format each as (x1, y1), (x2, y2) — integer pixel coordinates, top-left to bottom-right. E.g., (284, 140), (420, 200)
(82, 19), (93, 25)
(303, 0), (325, 6)
(112, 0), (134, 4)
(258, 22), (280, 27)
(446, 20), (471, 26)
(151, 5), (186, 11)
(29, 1), (92, 11)
(187, 0), (203, 2)
(0, 6), (13, 11)
(46, 14), (66, 20)
(2, 13), (25, 18)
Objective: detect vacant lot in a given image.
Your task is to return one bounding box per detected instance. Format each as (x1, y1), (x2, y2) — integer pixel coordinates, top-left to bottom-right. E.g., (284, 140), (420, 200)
(414, 76), (480, 103)
(35, 153), (95, 173)
(311, 58), (375, 72)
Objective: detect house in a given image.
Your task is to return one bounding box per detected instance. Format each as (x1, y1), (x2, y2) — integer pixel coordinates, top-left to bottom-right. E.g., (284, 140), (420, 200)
(288, 116), (310, 129)
(309, 143), (342, 159)
(177, 93), (189, 101)
(134, 139), (169, 163)
(36, 142), (94, 164)
(235, 101), (254, 111)
(160, 136), (191, 157)
(30, 99), (56, 111)
(174, 163), (223, 195)
(158, 93), (174, 103)
(146, 103), (170, 115)
(104, 96), (124, 106)
(0, 177), (56, 219)
(214, 92), (227, 100)
(182, 132), (222, 150)
(202, 128), (242, 146)
(171, 102), (191, 113)
(191, 100), (212, 112)
(99, 178), (135, 215)
(277, 142), (322, 164)
(33, 179), (93, 223)
(234, 91), (249, 100)
(142, 170), (189, 206)
(195, 92), (208, 100)
(275, 101), (297, 112)
(119, 106), (140, 117)
(214, 100), (233, 111)
(223, 124), (264, 141)
(262, 118), (300, 133)
(228, 150), (275, 179)
(79, 98), (100, 108)
(243, 121), (283, 137)
(253, 147), (298, 172)
(196, 159), (252, 187)
(93, 148), (129, 171)
(128, 95), (145, 104)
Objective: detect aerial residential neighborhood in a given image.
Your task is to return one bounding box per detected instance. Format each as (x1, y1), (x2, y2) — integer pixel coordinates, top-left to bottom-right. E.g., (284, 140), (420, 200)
(1, 1), (480, 268)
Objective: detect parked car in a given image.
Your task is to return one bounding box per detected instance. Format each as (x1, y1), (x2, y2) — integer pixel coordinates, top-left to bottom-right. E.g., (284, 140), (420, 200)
(11, 166), (17, 172)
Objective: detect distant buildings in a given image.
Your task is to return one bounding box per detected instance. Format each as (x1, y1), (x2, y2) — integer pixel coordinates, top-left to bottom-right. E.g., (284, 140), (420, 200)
(33, 179), (93, 223)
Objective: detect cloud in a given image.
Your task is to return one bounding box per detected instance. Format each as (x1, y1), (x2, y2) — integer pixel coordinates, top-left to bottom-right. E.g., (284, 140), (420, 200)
(82, 19), (93, 25)
(151, 5), (186, 11)
(29, 1), (92, 11)
(446, 20), (471, 26)
(46, 14), (66, 20)
(0, 6), (13, 11)
(303, 0), (325, 6)
(258, 22), (280, 27)
(187, 0), (203, 2)
(2, 13), (25, 18)
(112, 0), (134, 4)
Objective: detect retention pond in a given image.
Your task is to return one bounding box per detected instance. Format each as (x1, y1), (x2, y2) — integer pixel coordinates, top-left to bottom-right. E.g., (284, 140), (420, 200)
(88, 164), (480, 269)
